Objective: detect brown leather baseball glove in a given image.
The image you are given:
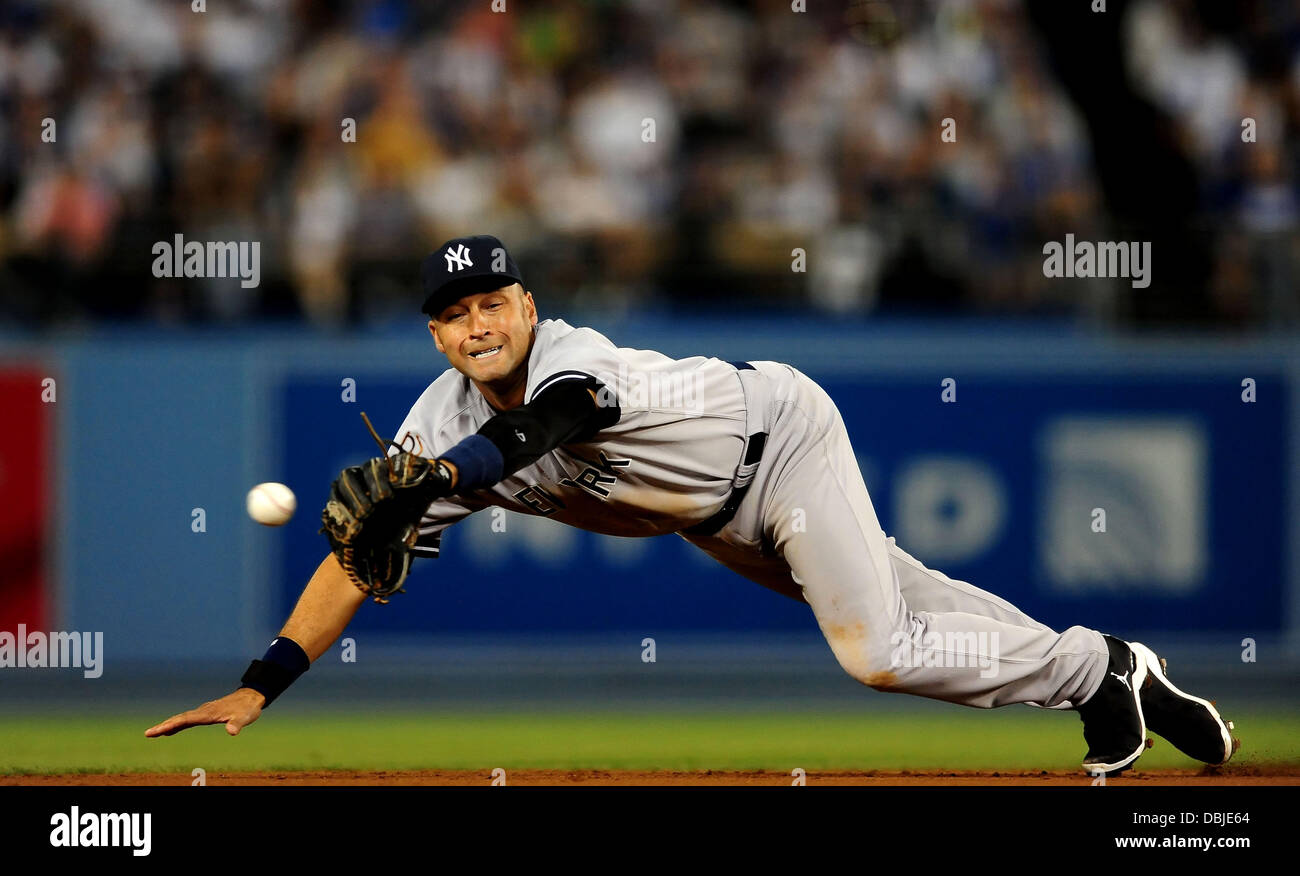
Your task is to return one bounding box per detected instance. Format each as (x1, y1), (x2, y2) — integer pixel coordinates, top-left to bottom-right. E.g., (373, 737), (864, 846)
(320, 416), (455, 603)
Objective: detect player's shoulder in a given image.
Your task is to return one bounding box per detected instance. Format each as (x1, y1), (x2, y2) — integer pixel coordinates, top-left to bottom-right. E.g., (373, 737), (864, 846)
(533, 317), (617, 351)
(529, 317), (620, 369)
(526, 318), (626, 398)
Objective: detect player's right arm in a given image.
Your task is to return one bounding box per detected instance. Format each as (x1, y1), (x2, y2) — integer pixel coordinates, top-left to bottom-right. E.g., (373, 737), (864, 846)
(144, 552), (363, 738)
(277, 551), (367, 660)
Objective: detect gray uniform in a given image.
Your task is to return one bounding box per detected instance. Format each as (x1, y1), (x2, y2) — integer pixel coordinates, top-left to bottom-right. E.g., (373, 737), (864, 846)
(394, 319), (1110, 709)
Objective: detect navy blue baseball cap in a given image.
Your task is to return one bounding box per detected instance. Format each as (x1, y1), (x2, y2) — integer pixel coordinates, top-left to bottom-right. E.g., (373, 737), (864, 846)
(420, 234), (525, 316)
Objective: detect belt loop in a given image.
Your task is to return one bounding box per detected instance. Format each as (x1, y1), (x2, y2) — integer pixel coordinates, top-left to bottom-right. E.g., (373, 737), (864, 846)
(679, 360), (770, 537)
(734, 361), (770, 444)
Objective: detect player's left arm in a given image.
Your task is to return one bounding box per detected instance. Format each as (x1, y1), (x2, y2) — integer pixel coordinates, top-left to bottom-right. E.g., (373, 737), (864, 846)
(438, 378), (618, 493)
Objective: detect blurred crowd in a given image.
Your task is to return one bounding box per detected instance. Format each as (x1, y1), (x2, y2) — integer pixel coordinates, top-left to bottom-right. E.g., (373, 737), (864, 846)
(0, 0), (1297, 329)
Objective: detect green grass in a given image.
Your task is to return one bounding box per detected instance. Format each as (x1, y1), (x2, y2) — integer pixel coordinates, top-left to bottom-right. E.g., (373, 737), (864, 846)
(2, 709), (1297, 774)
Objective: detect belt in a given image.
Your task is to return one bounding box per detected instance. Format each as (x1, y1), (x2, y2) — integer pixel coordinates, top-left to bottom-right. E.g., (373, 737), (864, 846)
(681, 361), (768, 537)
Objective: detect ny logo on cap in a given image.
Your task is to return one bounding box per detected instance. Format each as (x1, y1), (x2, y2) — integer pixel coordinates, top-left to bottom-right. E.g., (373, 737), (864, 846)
(444, 243), (474, 272)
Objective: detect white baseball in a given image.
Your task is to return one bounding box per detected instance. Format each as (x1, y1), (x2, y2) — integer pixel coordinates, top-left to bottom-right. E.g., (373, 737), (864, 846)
(247, 482), (297, 526)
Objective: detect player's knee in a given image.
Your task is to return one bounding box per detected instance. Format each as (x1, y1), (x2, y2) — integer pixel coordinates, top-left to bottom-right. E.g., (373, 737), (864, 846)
(822, 625), (901, 691)
(855, 659), (904, 692)
(844, 659), (903, 691)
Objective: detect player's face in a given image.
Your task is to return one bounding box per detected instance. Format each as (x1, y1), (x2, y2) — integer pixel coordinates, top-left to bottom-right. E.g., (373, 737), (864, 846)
(429, 284), (538, 385)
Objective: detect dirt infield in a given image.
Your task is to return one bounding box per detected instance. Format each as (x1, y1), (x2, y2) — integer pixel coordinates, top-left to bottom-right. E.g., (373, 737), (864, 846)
(5, 766), (1298, 786)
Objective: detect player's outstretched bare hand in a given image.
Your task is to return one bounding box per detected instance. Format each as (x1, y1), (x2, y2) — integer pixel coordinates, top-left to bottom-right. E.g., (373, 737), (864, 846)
(145, 688), (266, 738)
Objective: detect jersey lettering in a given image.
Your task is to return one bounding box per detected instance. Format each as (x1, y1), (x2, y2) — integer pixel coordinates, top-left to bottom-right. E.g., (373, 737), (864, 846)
(594, 450), (631, 474)
(514, 484), (566, 516)
(560, 467), (617, 497)
(557, 452), (631, 498)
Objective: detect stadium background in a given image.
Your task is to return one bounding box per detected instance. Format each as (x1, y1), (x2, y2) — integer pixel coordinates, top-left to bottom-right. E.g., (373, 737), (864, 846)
(0, 0), (1297, 776)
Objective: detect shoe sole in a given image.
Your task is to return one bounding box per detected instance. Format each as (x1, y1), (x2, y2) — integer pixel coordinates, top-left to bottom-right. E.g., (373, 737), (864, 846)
(1080, 641), (1150, 776)
(1130, 641), (1238, 765)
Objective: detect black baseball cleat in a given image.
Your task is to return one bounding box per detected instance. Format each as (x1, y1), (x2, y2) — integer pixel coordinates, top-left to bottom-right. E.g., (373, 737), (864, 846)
(1129, 642), (1239, 766)
(1077, 635), (1150, 777)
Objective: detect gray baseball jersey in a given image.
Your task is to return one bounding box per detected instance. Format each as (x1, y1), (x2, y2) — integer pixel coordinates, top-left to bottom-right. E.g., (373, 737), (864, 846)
(393, 318), (750, 555)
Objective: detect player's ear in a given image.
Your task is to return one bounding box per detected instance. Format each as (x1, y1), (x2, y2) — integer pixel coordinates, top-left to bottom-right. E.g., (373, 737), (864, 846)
(428, 320), (445, 354)
(522, 288), (537, 326)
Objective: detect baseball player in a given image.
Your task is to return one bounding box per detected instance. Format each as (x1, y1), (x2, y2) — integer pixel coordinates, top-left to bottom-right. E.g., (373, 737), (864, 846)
(147, 234), (1238, 777)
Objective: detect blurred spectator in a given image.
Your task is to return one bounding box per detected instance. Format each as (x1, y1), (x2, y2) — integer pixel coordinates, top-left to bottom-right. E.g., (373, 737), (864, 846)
(0, 0), (1296, 328)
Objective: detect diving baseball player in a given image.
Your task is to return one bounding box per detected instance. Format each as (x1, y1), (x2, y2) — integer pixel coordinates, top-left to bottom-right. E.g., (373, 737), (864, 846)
(147, 234), (1238, 777)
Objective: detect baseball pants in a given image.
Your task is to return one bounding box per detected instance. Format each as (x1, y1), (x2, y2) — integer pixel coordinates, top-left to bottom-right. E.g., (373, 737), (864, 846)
(681, 361), (1110, 709)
